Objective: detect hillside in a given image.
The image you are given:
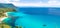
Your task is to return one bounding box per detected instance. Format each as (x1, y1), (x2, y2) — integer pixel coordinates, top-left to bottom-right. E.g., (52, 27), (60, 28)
(0, 3), (16, 8)
(0, 3), (17, 17)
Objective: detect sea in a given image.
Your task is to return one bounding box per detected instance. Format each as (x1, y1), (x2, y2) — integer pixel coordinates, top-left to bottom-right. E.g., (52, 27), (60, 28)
(4, 7), (60, 28)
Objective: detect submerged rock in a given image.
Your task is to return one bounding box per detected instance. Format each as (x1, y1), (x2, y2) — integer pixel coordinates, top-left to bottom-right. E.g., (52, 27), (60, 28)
(43, 24), (47, 27)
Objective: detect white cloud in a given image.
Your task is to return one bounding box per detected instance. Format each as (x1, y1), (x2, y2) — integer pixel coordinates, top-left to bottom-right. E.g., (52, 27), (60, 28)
(0, 0), (11, 3)
(12, 1), (60, 7)
(10, 0), (20, 2)
(0, 0), (60, 7)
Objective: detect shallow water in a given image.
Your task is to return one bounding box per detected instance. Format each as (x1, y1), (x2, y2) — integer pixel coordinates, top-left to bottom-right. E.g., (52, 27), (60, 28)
(4, 7), (60, 28)
(15, 12), (60, 28)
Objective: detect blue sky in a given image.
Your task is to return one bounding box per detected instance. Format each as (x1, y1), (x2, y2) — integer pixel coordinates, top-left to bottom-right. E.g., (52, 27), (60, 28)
(0, 0), (60, 7)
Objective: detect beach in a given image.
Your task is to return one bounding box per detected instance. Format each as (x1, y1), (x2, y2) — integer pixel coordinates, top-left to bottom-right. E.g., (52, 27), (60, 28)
(0, 12), (8, 23)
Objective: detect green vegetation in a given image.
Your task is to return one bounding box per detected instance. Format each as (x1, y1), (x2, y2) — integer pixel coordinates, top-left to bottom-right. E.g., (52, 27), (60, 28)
(0, 8), (23, 28)
(0, 22), (23, 28)
(0, 8), (16, 18)
(0, 22), (12, 28)
(0, 3), (19, 28)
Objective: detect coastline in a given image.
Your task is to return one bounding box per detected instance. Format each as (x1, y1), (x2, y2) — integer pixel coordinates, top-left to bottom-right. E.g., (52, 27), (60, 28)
(0, 17), (7, 23)
(0, 12), (8, 23)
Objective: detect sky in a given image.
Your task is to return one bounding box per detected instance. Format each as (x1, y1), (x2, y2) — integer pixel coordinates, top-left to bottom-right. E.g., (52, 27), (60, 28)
(0, 0), (60, 7)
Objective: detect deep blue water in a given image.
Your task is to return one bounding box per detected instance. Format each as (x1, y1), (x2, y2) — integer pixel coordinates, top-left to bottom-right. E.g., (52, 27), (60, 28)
(5, 7), (60, 28)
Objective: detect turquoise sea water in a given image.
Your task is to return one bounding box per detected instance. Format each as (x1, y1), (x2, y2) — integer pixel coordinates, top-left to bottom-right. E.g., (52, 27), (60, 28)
(4, 7), (60, 28)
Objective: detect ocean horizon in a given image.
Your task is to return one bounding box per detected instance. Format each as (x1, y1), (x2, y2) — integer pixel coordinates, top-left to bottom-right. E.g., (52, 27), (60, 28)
(3, 7), (60, 28)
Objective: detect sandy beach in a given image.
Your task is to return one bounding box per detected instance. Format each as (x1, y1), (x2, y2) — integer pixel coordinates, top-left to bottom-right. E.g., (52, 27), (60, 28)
(0, 12), (8, 23)
(0, 17), (7, 23)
